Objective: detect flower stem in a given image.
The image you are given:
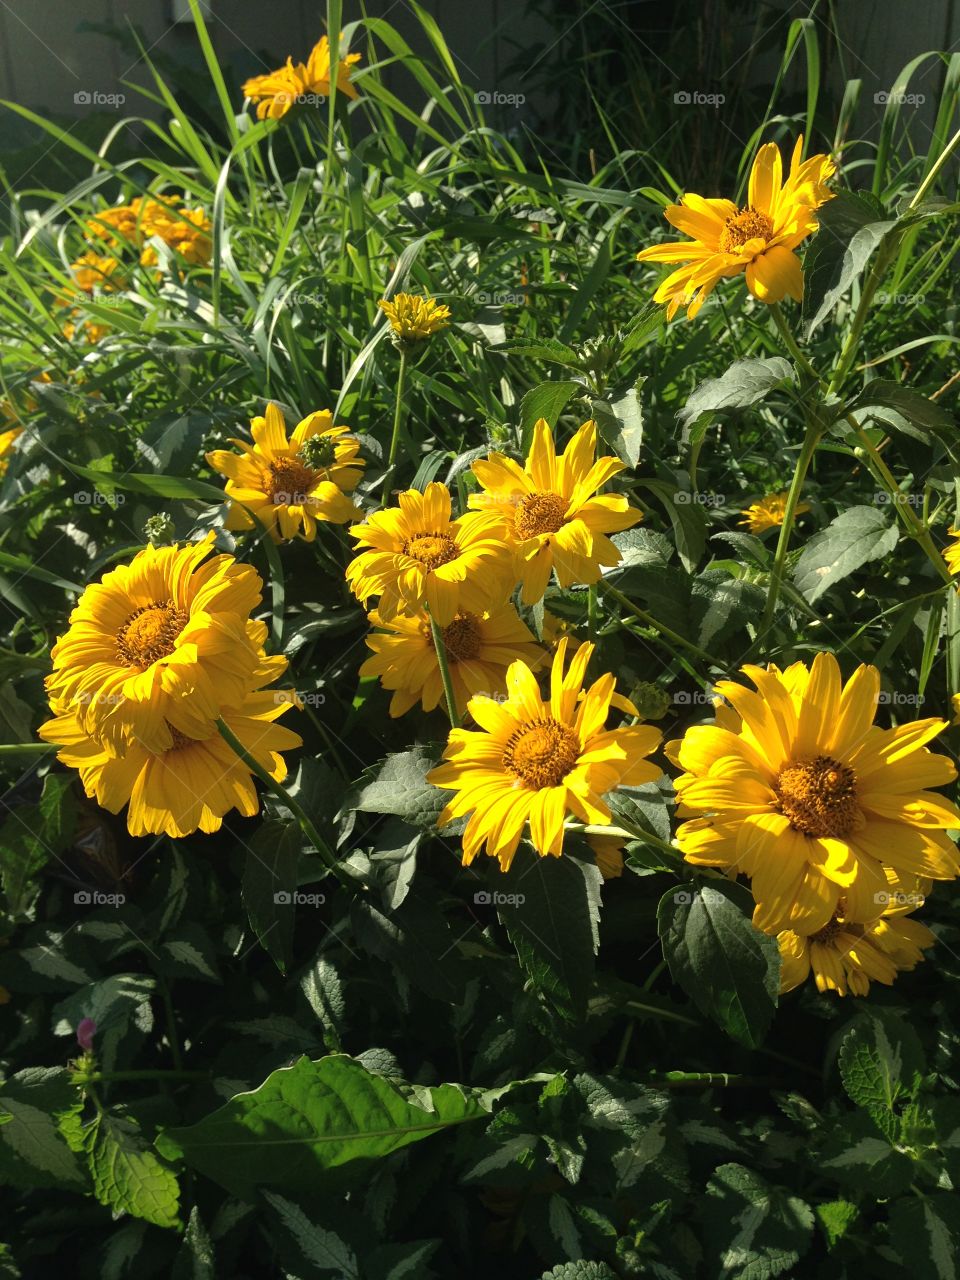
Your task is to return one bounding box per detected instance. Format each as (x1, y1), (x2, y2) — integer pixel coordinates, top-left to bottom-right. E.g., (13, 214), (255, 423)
(214, 717), (348, 884)
(600, 583), (714, 667)
(427, 611), (460, 727)
(384, 349), (409, 482)
(759, 416), (822, 635)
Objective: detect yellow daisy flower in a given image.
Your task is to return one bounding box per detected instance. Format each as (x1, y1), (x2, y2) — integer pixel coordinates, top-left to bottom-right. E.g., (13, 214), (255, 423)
(44, 533), (265, 756)
(345, 482), (514, 626)
(427, 638), (663, 870)
(242, 35), (361, 121)
(739, 491), (811, 534)
(468, 419), (642, 605)
(636, 135), (835, 319)
(944, 528), (960, 577)
(206, 403), (363, 543)
(86, 197), (211, 268)
(0, 427), (22, 476)
(667, 651), (960, 936)
(68, 251), (123, 293)
(587, 832), (625, 879)
(359, 600), (546, 719)
(778, 894), (934, 998)
(41, 678), (301, 839)
(377, 293), (451, 348)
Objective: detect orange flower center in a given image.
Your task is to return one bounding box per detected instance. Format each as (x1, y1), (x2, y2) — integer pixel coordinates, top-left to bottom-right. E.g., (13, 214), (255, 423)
(268, 457), (317, 505)
(810, 909), (863, 947)
(502, 716), (580, 788)
(438, 612), (482, 663)
(775, 755), (858, 838)
(514, 490), (567, 539)
(116, 601), (188, 669)
(719, 207), (774, 253)
(403, 532), (460, 570)
(166, 725), (194, 752)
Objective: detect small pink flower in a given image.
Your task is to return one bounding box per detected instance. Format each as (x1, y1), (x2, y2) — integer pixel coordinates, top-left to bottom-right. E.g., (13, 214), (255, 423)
(76, 1018), (97, 1051)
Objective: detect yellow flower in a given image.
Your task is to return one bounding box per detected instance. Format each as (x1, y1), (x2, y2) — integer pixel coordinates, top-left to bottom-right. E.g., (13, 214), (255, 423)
(667, 652), (960, 936)
(242, 35), (361, 121)
(427, 638), (663, 870)
(944, 528), (960, 577)
(468, 419), (642, 604)
(359, 600), (546, 719)
(587, 832), (625, 879)
(0, 427), (22, 476)
(69, 251), (123, 293)
(206, 403), (363, 543)
(86, 197), (211, 268)
(739, 491), (811, 534)
(377, 293), (451, 347)
(43, 533), (265, 757)
(778, 885), (934, 997)
(41, 675), (301, 839)
(636, 135), (835, 319)
(346, 482), (514, 626)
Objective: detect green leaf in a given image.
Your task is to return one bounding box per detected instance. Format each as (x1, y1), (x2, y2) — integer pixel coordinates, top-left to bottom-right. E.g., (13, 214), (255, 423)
(701, 1163), (814, 1280)
(262, 1190), (360, 1279)
(0, 774), (77, 917)
(494, 337), (580, 367)
(300, 957), (346, 1051)
(677, 358), (795, 432)
(539, 1264), (617, 1280)
(818, 1110), (914, 1197)
(242, 819), (302, 974)
(888, 1193), (960, 1280)
(353, 748), (446, 829)
(638, 480), (708, 573)
(80, 1110), (181, 1230)
(846, 380), (955, 441)
(592, 379), (644, 467)
(155, 1054), (494, 1200)
(691, 572), (766, 648)
(657, 880), (780, 1049)
(838, 1009), (925, 1137)
(793, 505), (899, 604)
(51, 974), (155, 1073)
(495, 846), (602, 1021)
(519, 381), (582, 448)
(815, 1199), (859, 1249)
(802, 191), (893, 336)
(0, 1068), (86, 1190)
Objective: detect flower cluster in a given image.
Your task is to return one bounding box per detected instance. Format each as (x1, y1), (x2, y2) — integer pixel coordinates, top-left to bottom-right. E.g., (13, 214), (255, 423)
(667, 653), (958, 996)
(86, 195), (212, 268)
(39, 534), (300, 837)
(242, 35), (361, 120)
(205, 403), (365, 543)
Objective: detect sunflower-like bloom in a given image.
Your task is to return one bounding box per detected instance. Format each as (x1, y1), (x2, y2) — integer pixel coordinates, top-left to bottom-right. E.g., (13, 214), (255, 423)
(739, 491), (811, 534)
(346, 482), (514, 626)
(778, 875), (934, 997)
(242, 36), (361, 121)
(41, 651), (301, 839)
(359, 600), (545, 718)
(44, 533), (265, 756)
(0, 428), (22, 476)
(468, 419), (642, 604)
(667, 652), (960, 936)
(206, 403), (363, 543)
(377, 293), (451, 350)
(944, 528), (960, 577)
(636, 135), (835, 319)
(427, 638), (662, 869)
(69, 252), (123, 293)
(86, 197), (211, 268)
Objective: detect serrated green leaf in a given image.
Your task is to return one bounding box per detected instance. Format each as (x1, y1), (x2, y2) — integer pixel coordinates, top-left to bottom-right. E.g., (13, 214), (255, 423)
(816, 1199), (858, 1249)
(657, 880), (780, 1049)
(353, 748), (446, 829)
(82, 1110), (180, 1230)
(794, 504), (898, 603)
(0, 1068), (86, 1190)
(888, 1193), (960, 1280)
(520, 381), (581, 448)
(678, 358), (795, 431)
(702, 1163), (814, 1280)
(155, 1054), (495, 1199)
(838, 1010), (925, 1134)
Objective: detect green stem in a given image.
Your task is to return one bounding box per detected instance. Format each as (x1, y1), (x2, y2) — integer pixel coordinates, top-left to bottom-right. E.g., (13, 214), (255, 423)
(384, 349), (408, 481)
(73, 1069), (210, 1083)
(758, 416), (822, 634)
(600, 583), (714, 666)
(649, 1071), (776, 1089)
(846, 414), (953, 585)
(910, 125), (960, 209)
(587, 582), (599, 640)
(158, 977), (183, 1072)
(0, 743), (56, 755)
(427, 611), (460, 727)
(578, 821), (681, 864)
(214, 717), (349, 884)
